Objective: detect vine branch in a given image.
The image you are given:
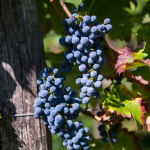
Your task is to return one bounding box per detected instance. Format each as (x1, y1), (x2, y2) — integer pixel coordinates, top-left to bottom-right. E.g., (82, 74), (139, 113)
(104, 51), (150, 92)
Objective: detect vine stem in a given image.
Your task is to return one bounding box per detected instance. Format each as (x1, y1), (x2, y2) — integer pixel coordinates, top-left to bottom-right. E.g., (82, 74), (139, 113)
(104, 125), (114, 150)
(59, 0), (72, 17)
(88, 0), (95, 13)
(50, 0), (62, 18)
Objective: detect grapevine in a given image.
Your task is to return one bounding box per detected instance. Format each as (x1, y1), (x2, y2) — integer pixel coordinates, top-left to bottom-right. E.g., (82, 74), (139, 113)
(33, 1), (150, 150)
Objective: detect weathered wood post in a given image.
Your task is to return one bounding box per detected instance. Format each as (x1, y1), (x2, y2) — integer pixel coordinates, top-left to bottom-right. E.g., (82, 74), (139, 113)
(0, 0), (52, 149)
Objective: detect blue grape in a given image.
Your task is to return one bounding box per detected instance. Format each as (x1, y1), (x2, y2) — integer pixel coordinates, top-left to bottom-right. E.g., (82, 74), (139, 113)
(97, 74), (103, 81)
(40, 71), (49, 78)
(79, 64), (87, 72)
(64, 131), (72, 139)
(53, 68), (59, 74)
(59, 37), (66, 46)
(67, 120), (73, 128)
(80, 92), (87, 98)
(87, 87), (94, 94)
(82, 97), (89, 104)
(89, 51), (97, 59)
(93, 63), (100, 70)
(64, 95), (71, 102)
(102, 137), (109, 143)
(35, 100), (43, 107)
(37, 78), (43, 85)
(82, 26), (90, 35)
(104, 18), (111, 24)
(66, 66), (72, 72)
(72, 137), (79, 144)
(84, 127), (89, 134)
(76, 132), (83, 140)
(96, 56), (103, 64)
(50, 110), (57, 117)
(81, 86), (88, 93)
(50, 86), (56, 93)
(72, 37), (80, 45)
(84, 46), (91, 54)
(88, 58), (95, 65)
(55, 78), (61, 86)
(74, 51), (81, 58)
(83, 15), (91, 23)
(39, 90), (49, 98)
(106, 24), (112, 32)
(67, 139), (73, 146)
(81, 37), (89, 45)
(66, 53), (74, 60)
(35, 107), (42, 115)
(65, 35), (72, 43)
(64, 86), (71, 93)
(77, 43), (84, 51)
(88, 33), (96, 40)
(86, 80), (93, 86)
(90, 71), (97, 77)
(55, 105), (63, 112)
(82, 144), (90, 150)
(94, 81), (102, 88)
(91, 26), (98, 34)
(73, 143), (81, 149)
(81, 55), (88, 62)
(91, 15), (97, 23)
(63, 139), (68, 146)
(81, 77), (88, 84)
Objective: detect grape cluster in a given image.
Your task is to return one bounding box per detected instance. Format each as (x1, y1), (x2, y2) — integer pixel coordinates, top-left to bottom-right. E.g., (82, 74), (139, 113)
(60, 2), (112, 75)
(104, 75), (123, 92)
(115, 75), (123, 86)
(33, 67), (90, 150)
(59, 2), (112, 104)
(76, 72), (103, 104)
(98, 123), (121, 144)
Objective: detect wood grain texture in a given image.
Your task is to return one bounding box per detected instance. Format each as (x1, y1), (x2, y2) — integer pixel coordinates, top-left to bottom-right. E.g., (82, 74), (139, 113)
(0, 0), (52, 149)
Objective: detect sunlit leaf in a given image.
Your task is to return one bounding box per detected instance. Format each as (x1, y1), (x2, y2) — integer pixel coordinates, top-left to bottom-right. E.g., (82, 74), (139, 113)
(62, 0), (82, 9)
(101, 85), (148, 130)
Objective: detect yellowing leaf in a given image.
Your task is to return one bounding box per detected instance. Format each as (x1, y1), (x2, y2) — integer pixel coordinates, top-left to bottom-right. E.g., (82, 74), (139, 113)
(101, 85), (148, 130)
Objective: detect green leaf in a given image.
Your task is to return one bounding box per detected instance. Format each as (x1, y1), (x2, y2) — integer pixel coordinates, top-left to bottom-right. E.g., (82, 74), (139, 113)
(45, 52), (63, 63)
(89, 128), (143, 150)
(137, 25), (150, 52)
(101, 85), (148, 130)
(84, 0), (137, 40)
(62, 0), (82, 9)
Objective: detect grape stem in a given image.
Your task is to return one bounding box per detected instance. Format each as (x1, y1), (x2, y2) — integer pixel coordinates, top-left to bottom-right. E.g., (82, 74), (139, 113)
(104, 125), (114, 150)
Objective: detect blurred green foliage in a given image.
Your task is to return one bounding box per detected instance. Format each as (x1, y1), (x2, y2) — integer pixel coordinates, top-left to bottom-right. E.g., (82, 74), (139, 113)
(37, 0), (150, 149)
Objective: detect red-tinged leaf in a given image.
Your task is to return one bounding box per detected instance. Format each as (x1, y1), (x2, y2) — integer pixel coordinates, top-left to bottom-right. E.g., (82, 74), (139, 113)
(115, 47), (148, 74)
(145, 59), (150, 67)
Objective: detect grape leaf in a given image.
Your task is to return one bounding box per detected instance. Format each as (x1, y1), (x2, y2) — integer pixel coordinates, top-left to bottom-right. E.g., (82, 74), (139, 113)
(101, 85), (148, 130)
(115, 47), (148, 74)
(137, 25), (150, 52)
(84, 0), (137, 40)
(62, 0), (82, 9)
(89, 128), (143, 150)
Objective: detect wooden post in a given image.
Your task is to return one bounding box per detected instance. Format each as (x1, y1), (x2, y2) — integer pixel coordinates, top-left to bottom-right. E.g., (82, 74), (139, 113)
(0, 0), (52, 149)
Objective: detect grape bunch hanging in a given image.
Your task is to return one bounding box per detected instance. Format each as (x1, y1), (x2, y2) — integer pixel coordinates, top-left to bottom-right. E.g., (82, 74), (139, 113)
(33, 2), (114, 150)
